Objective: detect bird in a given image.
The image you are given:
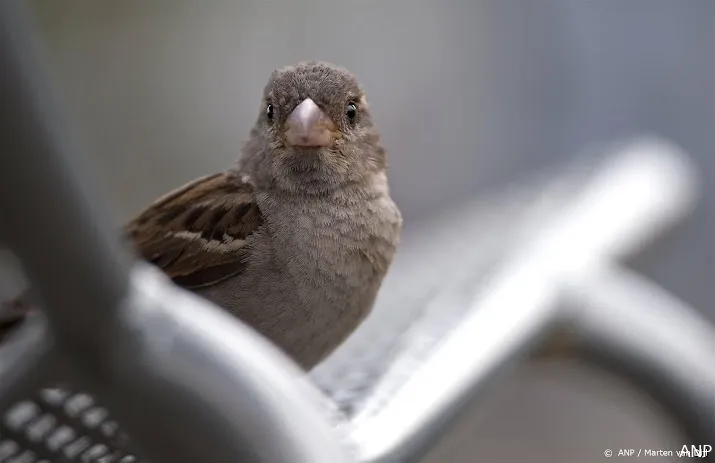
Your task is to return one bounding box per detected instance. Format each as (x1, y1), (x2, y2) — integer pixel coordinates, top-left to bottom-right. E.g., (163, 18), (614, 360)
(0, 61), (403, 370)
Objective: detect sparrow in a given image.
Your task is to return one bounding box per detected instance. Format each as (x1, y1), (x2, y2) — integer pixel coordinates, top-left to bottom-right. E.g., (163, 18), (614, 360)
(0, 61), (403, 370)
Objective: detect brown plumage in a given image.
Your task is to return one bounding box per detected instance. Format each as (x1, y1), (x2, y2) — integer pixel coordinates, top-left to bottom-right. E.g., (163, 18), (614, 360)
(126, 172), (263, 289)
(1, 61), (403, 370)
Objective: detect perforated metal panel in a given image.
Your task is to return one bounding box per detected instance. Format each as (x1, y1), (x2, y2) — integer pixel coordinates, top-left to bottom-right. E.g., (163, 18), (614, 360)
(0, 388), (139, 463)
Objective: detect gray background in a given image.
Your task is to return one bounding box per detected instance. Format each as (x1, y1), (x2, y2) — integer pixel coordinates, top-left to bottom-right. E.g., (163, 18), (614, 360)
(26, 1), (714, 461)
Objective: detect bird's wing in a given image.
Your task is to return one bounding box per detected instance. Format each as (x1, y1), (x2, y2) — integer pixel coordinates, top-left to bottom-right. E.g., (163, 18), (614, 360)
(0, 172), (262, 341)
(125, 171), (264, 289)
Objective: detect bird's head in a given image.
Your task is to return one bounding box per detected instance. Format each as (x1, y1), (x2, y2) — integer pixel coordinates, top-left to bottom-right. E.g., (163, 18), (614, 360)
(240, 62), (386, 194)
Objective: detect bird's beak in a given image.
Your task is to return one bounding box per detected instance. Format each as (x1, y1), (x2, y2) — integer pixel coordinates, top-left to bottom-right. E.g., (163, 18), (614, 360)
(285, 98), (340, 148)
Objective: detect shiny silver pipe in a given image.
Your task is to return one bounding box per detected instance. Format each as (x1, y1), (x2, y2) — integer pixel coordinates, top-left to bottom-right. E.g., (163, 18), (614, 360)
(348, 138), (704, 462)
(565, 263), (715, 445)
(0, 0), (130, 353)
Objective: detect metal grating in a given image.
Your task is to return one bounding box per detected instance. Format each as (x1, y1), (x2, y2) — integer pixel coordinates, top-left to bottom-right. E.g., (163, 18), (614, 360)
(0, 388), (141, 463)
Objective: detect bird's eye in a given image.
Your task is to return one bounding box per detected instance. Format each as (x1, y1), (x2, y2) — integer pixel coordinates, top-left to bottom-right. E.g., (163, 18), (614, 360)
(346, 102), (358, 121)
(266, 103), (274, 121)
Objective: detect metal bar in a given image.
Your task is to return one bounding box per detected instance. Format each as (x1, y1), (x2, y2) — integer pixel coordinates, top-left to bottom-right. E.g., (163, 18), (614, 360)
(95, 264), (355, 463)
(348, 139), (702, 462)
(565, 263), (715, 448)
(0, 316), (56, 410)
(0, 0), (130, 353)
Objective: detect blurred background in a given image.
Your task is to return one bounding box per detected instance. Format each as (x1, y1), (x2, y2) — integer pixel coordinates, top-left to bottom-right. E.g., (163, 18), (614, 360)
(21, 1), (715, 461)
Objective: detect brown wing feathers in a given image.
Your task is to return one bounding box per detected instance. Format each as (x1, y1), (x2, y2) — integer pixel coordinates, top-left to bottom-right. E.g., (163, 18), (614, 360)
(125, 172), (263, 289)
(0, 172), (262, 340)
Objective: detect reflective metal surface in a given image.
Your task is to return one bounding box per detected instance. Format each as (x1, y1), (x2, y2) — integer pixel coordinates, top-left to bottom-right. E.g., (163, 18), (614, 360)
(566, 264), (715, 443)
(344, 140), (710, 462)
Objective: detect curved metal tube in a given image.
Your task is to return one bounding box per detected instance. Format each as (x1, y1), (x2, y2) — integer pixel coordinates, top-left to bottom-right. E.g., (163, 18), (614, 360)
(565, 264), (715, 447)
(347, 139), (707, 462)
(0, 0), (131, 350)
(98, 264), (354, 463)
(0, 316), (55, 410)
